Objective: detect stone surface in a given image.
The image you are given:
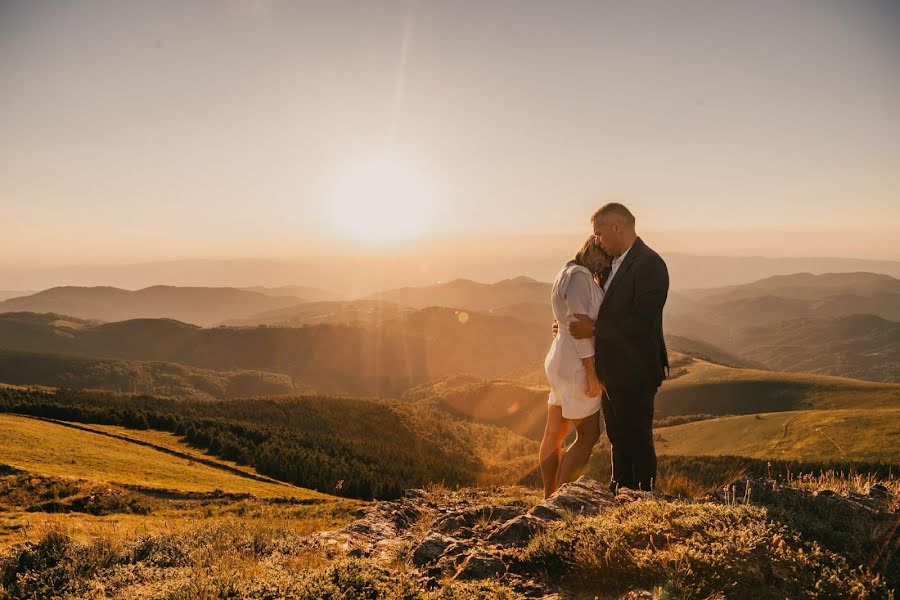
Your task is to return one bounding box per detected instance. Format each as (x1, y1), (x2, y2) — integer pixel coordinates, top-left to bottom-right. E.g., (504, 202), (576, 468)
(306, 474), (896, 597)
(412, 532), (455, 566)
(454, 548), (507, 580)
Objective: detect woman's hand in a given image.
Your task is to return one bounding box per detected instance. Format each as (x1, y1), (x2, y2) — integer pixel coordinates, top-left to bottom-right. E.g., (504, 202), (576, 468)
(585, 371), (603, 398)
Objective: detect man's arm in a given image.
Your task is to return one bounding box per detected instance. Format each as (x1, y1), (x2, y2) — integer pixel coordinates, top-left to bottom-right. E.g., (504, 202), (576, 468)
(593, 254), (668, 341)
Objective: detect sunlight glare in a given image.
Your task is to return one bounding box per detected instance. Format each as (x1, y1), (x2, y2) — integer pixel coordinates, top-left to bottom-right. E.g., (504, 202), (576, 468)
(330, 158), (433, 242)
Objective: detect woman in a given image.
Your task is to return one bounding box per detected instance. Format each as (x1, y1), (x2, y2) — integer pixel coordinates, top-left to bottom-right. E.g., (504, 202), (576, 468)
(540, 236), (610, 498)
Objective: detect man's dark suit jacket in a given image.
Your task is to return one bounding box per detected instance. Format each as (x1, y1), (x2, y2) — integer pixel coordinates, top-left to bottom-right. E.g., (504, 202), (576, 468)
(593, 237), (669, 391)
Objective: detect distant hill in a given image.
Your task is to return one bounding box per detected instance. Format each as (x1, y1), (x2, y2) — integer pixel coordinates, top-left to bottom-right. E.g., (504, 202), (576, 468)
(0, 290), (34, 302)
(407, 354), (900, 440)
(687, 272), (900, 303)
(664, 335), (764, 369)
(239, 285), (344, 302)
(486, 301), (553, 326)
(656, 408), (900, 463)
(0, 310), (547, 396)
(368, 276), (551, 311)
(670, 272), (900, 325)
(665, 273), (900, 382)
(734, 314), (900, 383)
(4, 252), (900, 296)
(0, 286), (304, 326)
(0, 349), (302, 400)
(403, 377), (550, 440)
(655, 355), (900, 416)
(222, 299), (411, 327)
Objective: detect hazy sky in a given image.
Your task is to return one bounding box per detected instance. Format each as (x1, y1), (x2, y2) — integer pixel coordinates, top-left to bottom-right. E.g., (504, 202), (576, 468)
(2, 0), (899, 265)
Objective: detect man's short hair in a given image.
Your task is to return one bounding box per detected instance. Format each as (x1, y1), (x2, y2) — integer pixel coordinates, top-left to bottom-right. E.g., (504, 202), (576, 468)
(591, 203), (636, 227)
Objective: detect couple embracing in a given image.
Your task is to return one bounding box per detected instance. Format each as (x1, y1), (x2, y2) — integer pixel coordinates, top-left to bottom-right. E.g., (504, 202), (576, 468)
(541, 203), (669, 499)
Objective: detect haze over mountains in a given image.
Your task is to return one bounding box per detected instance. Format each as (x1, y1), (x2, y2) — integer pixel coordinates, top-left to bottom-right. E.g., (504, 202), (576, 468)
(0, 309), (548, 396)
(0, 271), (897, 385)
(4, 251), (900, 296)
(0, 286), (306, 327)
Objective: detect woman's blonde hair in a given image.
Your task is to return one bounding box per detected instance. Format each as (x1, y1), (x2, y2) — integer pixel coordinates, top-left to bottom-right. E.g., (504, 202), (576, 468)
(574, 235), (611, 277)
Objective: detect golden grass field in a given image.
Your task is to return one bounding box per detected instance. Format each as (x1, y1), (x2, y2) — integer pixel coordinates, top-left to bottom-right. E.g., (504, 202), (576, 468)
(656, 408), (900, 463)
(0, 414), (328, 499)
(0, 414), (362, 551)
(657, 357), (900, 414)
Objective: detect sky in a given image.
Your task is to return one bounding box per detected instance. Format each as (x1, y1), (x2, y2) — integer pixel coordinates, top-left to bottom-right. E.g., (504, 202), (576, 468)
(1, 0), (899, 267)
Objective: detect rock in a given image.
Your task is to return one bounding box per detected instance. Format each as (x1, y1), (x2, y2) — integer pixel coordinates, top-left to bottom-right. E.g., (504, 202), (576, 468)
(815, 489), (837, 497)
(488, 513), (547, 546)
(869, 483), (892, 499)
(404, 488), (429, 500)
(436, 505), (526, 534)
(312, 498), (431, 559)
(530, 503), (563, 521)
(412, 532), (455, 566)
(530, 477), (615, 521)
(454, 548), (507, 580)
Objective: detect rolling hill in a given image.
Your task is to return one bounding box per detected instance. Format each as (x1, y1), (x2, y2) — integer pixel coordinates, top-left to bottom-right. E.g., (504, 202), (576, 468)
(368, 276), (551, 310)
(665, 273), (900, 382)
(0, 414), (319, 498)
(405, 353), (900, 442)
(733, 314), (900, 383)
(221, 299), (411, 327)
(654, 354), (900, 416)
(0, 309), (547, 395)
(0, 285), (304, 326)
(239, 285), (344, 302)
(0, 291), (33, 302)
(0, 386), (539, 499)
(655, 408), (900, 463)
(0, 349), (303, 400)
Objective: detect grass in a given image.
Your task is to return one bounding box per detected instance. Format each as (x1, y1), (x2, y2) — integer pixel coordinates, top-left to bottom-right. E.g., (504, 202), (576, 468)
(0, 520), (523, 599)
(654, 408), (900, 463)
(655, 358), (900, 417)
(0, 414), (330, 499)
(82, 423), (285, 483)
(522, 498), (893, 599)
(2, 471), (896, 599)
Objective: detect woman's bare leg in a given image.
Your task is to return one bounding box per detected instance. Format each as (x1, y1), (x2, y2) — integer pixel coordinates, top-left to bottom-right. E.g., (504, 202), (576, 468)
(557, 411), (601, 487)
(539, 405), (571, 499)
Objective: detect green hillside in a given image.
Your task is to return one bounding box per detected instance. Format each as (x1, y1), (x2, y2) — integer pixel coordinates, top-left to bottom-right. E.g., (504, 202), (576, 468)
(0, 386), (539, 500)
(0, 349), (303, 400)
(415, 355), (900, 443)
(656, 408), (900, 463)
(656, 355), (900, 416)
(0, 414), (319, 498)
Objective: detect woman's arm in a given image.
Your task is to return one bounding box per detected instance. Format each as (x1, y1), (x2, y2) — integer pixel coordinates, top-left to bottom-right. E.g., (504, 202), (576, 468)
(567, 271), (603, 397)
(566, 271), (599, 359)
(581, 355), (603, 397)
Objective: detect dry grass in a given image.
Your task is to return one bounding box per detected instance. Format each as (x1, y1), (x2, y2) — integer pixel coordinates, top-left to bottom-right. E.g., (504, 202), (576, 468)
(523, 498), (894, 599)
(82, 423), (283, 483)
(0, 415), (330, 499)
(655, 408), (900, 463)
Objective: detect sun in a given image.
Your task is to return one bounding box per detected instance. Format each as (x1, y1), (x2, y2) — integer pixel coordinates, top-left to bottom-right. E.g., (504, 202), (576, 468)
(329, 158), (433, 242)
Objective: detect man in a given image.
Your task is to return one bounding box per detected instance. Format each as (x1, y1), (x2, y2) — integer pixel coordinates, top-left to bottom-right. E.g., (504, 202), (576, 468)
(568, 203), (669, 492)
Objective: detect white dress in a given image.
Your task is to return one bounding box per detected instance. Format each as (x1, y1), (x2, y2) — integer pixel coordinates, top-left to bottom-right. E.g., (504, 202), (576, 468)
(544, 261), (604, 419)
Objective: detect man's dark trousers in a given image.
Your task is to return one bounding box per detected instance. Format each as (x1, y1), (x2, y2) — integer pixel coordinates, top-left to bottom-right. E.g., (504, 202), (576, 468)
(601, 384), (658, 492)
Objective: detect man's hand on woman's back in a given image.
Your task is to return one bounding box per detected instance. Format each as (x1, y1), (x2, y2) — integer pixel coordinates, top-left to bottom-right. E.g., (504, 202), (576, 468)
(568, 314), (594, 339)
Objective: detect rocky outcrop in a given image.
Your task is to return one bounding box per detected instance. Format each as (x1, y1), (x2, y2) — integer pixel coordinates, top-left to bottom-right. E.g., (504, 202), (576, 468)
(309, 475), (897, 598)
(311, 476), (645, 597)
